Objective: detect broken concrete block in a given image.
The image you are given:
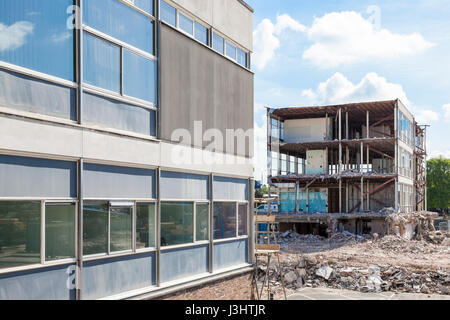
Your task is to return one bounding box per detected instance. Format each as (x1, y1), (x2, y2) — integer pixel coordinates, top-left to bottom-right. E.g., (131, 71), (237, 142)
(315, 266), (334, 280)
(284, 271), (298, 284)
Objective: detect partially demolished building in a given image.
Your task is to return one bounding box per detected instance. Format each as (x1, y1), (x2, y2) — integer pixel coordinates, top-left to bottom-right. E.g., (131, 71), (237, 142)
(267, 100), (428, 237)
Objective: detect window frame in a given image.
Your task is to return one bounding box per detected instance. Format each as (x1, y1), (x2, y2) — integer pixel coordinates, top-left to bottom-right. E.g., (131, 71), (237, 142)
(212, 200), (249, 242)
(159, 200), (211, 250)
(0, 199), (78, 275)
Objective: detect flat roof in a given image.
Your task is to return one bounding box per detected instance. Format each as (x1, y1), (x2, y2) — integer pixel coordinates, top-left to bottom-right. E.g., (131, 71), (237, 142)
(271, 100), (399, 120)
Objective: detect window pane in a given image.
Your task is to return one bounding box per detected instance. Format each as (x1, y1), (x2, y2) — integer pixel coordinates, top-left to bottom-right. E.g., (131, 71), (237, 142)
(161, 202), (193, 246)
(179, 12), (193, 35)
(83, 202), (108, 255)
(0, 0), (74, 80)
(196, 203), (209, 241)
(0, 202), (40, 269)
(194, 22), (208, 45)
(212, 32), (224, 54)
(134, 0), (154, 15)
(45, 204), (75, 261)
(237, 48), (247, 67)
(110, 207), (132, 252)
(213, 202), (236, 240)
(226, 42), (236, 60)
(84, 0), (154, 54)
(238, 204), (248, 236)
(136, 203), (155, 249)
(160, 0), (176, 27)
(123, 50), (156, 103)
(83, 33), (120, 93)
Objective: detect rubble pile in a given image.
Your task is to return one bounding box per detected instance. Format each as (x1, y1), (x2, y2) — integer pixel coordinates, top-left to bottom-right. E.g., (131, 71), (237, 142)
(386, 211), (439, 240)
(257, 231), (450, 298)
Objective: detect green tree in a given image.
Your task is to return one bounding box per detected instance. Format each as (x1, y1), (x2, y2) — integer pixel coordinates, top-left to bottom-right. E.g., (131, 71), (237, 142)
(427, 157), (450, 209)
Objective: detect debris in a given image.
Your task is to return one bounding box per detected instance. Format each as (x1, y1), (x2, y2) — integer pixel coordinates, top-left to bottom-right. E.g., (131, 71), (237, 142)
(316, 266), (334, 280)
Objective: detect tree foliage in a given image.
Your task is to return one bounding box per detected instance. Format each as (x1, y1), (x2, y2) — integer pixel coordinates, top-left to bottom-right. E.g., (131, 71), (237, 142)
(427, 157), (450, 209)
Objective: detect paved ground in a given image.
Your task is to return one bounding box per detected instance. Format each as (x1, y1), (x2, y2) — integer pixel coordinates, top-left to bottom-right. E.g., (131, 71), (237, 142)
(288, 287), (450, 300)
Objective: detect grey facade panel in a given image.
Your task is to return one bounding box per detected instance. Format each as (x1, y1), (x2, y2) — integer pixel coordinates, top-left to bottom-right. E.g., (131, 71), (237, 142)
(0, 264), (76, 300)
(160, 25), (254, 158)
(0, 69), (76, 120)
(83, 163), (156, 199)
(82, 92), (156, 137)
(160, 171), (209, 200)
(82, 253), (156, 300)
(213, 239), (248, 270)
(0, 154), (77, 198)
(160, 245), (209, 283)
(213, 176), (248, 201)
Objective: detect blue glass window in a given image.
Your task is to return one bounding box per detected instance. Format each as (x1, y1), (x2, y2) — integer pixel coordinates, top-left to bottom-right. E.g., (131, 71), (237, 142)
(213, 32), (224, 54)
(226, 41), (237, 60)
(83, 33), (121, 93)
(237, 48), (247, 67)
(160, 0), (176, 27)
(0, 0), (74, 81)
(133, 0), (154, 16)
(194, 22), (208, 45)
(84, 0), (154, 54)
(123, 50), (156, 103)
(179, 12), (193, 35)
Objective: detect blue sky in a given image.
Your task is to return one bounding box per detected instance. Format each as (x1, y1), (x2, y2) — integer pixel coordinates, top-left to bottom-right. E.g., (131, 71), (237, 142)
(248, 0), (450, 182)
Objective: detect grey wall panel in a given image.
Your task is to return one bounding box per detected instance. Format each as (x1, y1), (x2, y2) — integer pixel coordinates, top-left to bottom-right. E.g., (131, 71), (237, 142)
(83, 163), (155, 199)
(160, 25), (254, 158)
(0, 154), (77, 198)
(0, 264), (76, 300)
(160, 245), (209, 283)
(82, 253), (155, 300)
(82, 92), (156, 137)
(160, 171), (209, 200)
(213, 176), (248, 201)
(213, 239), (248, 270)
(0, 69), (76, 120)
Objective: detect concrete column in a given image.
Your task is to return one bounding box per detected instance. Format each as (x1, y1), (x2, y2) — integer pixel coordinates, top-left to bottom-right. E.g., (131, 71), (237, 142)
(346, 181), (349, 213)
(361, 142), (364, 173)
(346, 112), (349, 140)
(295, 181), (299, 213)
(339, 179), (342, 214)
(306, 187), (309, 213)
(366, 110), (370, 139)
(360, 177), (364, 212)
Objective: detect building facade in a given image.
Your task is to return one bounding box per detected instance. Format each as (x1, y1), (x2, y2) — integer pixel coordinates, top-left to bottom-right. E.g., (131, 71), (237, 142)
(0, 0), (254, 300)
(267, 100), (427, 236)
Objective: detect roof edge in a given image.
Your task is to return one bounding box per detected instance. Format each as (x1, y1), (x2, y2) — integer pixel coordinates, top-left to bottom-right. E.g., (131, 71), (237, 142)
(236, 0), (254, 13)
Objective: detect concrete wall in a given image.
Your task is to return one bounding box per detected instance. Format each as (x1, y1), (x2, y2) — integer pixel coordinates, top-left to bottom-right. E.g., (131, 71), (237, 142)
(160, 25), (254, 158)
(171, 0), (253, 51)
(284, 118), (328, 143)
(0, 115), (253, 178)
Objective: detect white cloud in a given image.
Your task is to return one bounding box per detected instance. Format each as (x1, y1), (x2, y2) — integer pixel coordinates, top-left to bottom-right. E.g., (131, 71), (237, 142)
(51, 32), (71, 43)
(303, 11), (434, 68)
(429, 150), (450, 159)
(302, 72), (410, 106)
(253, 15), (306, 70)
(0, 21), (33, 52)
(443, 104), (450, 123)
(415, 109), (439, 124)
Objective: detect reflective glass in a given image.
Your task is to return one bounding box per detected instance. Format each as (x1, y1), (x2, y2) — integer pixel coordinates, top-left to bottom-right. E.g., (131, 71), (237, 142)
(45, 203), (75, 261)
(83, 32), (121, 93)
(196, 203), (209, 241)
(212, 32), (224, 54)
(161, 202), (193, 246)
(110, 207), (132, 252)
(213, 202), (236, 239)
(133, 0), (154, 15)
(238, 204), (248, 236)
(136, 203), (156, 249)
(194, 22), (208, 45)
(179, 12), (193, 35)
(226, 41), (236, 60)
(0, 202), (41, 269)
(123, 49), (156, 103)
(160, 0), (176, 27)
(84, 0), (154, 54)
(83, 202), (108, 255)
(0, 0), (74, 80)
(237, 48), (247, 67)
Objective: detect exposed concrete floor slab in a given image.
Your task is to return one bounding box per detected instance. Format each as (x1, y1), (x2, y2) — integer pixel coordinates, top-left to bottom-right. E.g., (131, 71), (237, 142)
(288, 287), (450, 300)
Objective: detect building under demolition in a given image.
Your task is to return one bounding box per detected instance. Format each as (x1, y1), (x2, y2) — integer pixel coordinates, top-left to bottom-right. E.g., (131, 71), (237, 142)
(267, 100), (428, 237)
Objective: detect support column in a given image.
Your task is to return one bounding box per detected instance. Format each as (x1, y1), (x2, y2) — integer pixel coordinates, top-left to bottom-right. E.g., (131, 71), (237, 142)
(295, 181), (299, 213)
(360, 177), (364, 212)
(346, 181), (349, 213)
(306, 187), (309, 213)
(346, 112), (349, 140)
(366, 110), (370, 139)
(248, 177), (255, 265)
(361, 142), (364, 173)
(339, 179), (342, 214)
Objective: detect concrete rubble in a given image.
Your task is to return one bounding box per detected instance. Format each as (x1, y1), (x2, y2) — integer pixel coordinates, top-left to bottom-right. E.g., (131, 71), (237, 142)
(256, 229), (450, 298)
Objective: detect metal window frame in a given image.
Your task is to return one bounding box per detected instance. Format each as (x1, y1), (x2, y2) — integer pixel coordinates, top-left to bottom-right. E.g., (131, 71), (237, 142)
(0, 199), (78, 276)
(135, 201), (158, 253)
